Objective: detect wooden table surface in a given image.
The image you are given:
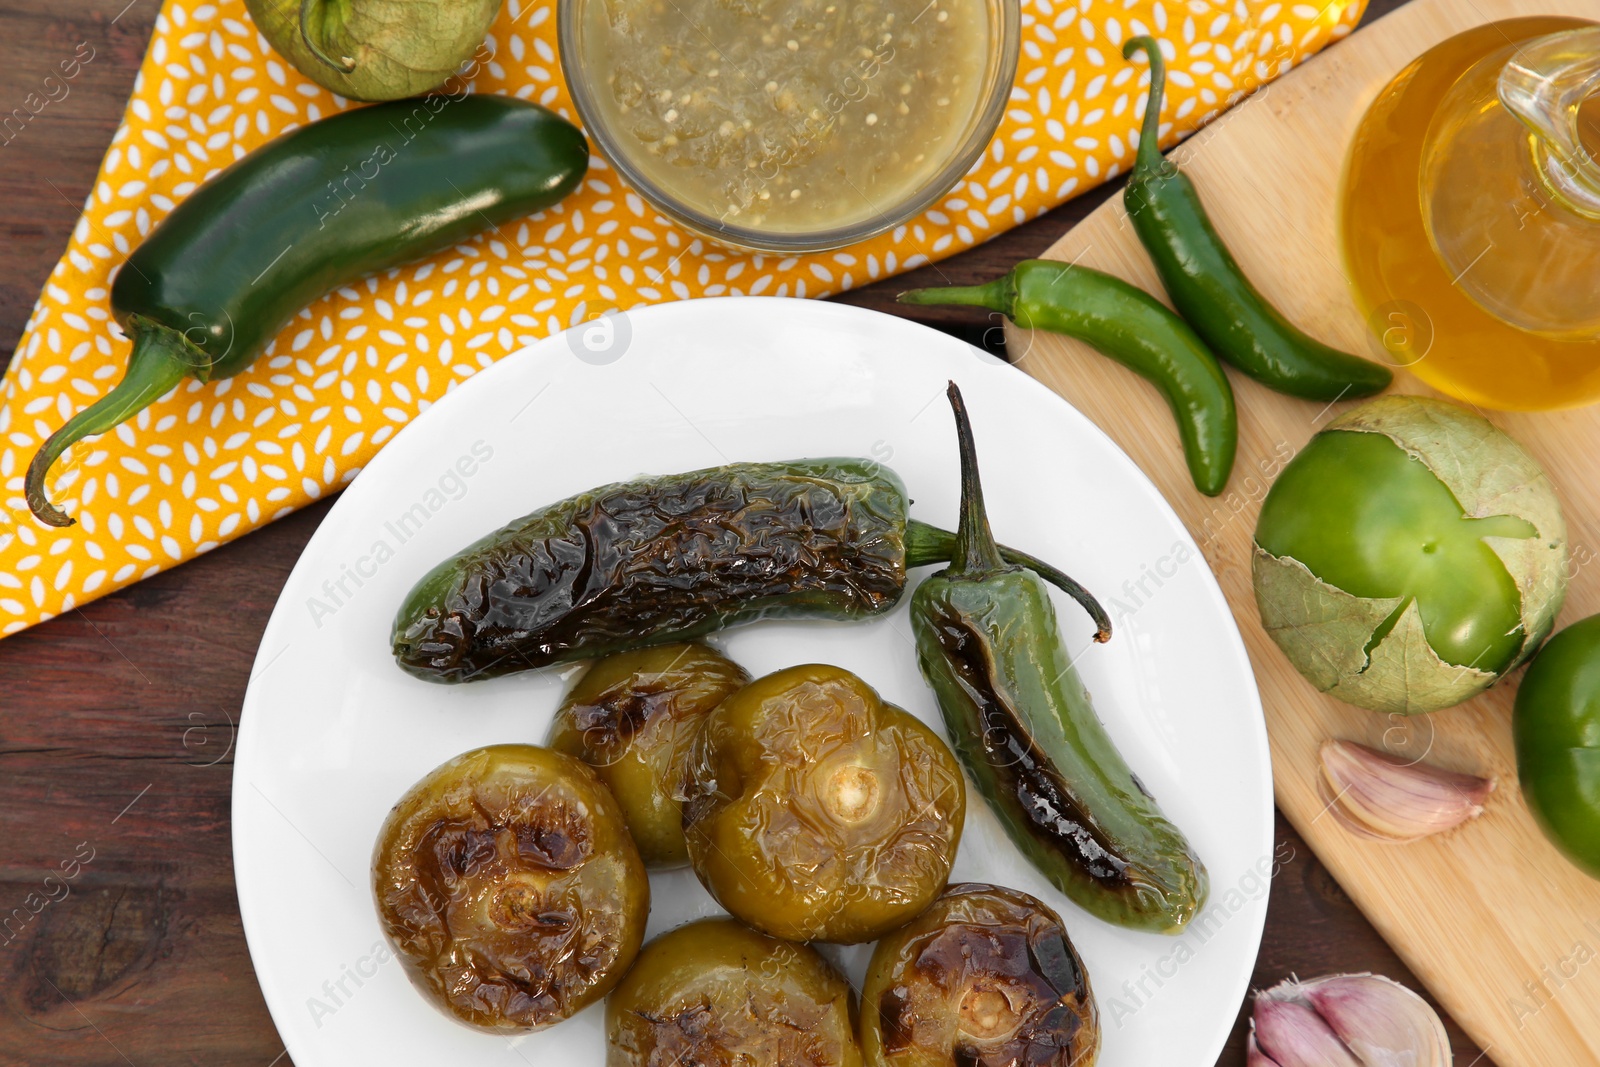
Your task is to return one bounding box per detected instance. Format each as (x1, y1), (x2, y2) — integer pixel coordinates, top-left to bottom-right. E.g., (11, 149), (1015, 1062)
(0, 1), (1494, 1063)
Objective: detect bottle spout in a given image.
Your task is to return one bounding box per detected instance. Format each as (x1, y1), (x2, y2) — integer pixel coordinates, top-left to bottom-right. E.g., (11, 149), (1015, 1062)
(1499, 26), (1600, 219)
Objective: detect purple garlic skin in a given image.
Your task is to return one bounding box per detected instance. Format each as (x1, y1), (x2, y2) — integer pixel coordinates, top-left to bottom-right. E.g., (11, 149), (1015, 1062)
(1252, 973), (1452, 1067)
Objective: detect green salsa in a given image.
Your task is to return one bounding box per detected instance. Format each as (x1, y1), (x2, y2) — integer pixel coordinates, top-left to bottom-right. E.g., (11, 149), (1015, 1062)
(581, 0), (992, 233)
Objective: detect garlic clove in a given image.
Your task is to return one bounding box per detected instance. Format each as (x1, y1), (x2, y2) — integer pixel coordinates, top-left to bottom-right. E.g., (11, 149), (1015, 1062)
(1247, 1031), (1284, 1067)
(1319, 739), (1494, 843)
(1253, 997), (1365, 1067)
(1301, 973), (1452, 1067)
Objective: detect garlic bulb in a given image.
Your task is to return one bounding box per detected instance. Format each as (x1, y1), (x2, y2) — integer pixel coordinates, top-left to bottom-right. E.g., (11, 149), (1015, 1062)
(1252, 973), (1452, 1067)
(1319, 740), (1494, 843)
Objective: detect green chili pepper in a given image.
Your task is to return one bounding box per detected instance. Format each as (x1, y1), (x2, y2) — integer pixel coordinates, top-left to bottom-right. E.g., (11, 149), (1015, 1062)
(393, 457), (1109, 683)
(26, 93), (590, 527)
(1122, 36), (1391, 402)
(910, 382), (1207, 933)
(899, 261), (1236, 496)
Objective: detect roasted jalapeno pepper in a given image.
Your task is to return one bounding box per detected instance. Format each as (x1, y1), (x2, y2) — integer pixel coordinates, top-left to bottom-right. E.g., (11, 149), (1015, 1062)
(392, 458), (1109, 683)
(26, 94), (589, 526)
(861, 883), (1099, 1067)
(1121, 37), (1391, 402)
(372, 744), (648, 1031)
(899, 260), (1236, 496)
(682, 663), (966, 944)
(548, 642), (751, 868)
(607, 918), (862, 1067)
(911, 384), (1207, 933)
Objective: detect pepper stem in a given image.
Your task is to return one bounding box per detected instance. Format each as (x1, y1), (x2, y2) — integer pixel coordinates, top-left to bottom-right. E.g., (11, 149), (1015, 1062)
(300, 0), (359, 74)
(25, 322), (198, 527)
(906, 520), (1111, 641)
(944, 381), (1007, 578)
(1124, 36), (1167, 175)
(897, 275), (1017, 317)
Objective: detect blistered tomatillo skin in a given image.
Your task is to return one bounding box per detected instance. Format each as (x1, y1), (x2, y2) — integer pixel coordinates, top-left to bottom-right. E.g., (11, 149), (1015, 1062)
(1515, 614), (1600, 879)
(606, 918), (862, 1067)
(1257, 429), (1535, 674)
(372, 744), (649, 1031)
(683, 664), (966, 944)
(548, 643), (751, 868)
(860, 883), (1099, 1067)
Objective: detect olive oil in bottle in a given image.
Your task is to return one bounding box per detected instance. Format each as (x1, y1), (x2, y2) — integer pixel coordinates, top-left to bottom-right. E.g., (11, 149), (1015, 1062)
(1340, 18), (1600, 411)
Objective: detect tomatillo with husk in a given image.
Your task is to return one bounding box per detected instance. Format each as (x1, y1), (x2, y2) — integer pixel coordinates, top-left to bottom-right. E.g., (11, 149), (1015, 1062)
(1254, 395), (1566, 715)
(245, 0), (503, 102)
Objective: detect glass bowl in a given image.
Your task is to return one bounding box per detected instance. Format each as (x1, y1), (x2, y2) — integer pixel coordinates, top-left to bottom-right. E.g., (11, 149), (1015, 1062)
(558, 0), (1021, 253)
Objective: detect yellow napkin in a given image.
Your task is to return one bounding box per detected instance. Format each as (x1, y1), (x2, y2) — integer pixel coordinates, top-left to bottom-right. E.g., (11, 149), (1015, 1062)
(0, 0), (1363, 636)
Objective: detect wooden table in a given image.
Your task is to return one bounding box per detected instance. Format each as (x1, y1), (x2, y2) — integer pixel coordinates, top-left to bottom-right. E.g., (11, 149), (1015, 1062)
(0, 1), (1492, 1062)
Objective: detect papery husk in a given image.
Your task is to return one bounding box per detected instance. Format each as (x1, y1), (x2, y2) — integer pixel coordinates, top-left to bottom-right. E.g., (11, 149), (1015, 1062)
(1257, 973), (1452, 1067)
(245, 0), (503, 102)
(1254, 396), (1567, 715)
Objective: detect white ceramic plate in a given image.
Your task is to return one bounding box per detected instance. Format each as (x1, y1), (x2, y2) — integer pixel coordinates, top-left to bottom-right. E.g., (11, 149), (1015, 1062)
(234, 296), (1272, 1066)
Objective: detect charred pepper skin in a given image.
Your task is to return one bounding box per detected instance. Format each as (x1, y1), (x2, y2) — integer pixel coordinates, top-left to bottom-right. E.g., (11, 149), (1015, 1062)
(26, 94), (589, 526)
(911, 384), (1207, 934)
(1121, 37), (1391, 402)
(393, 459), (1110, 683)
(861, 883), (1098, 1067)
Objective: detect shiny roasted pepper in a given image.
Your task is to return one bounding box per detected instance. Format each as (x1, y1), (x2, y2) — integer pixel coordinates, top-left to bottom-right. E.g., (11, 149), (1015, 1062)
(26, 94), (589, 526)
(683, 664), (965, 944)
(548, 642), (751, 868)
(393, 459), (1109, 683)
(607, 918), (863, 1067)
(372, 744), (648, 1031)
(910, 383), (1207, 933)
(1121, 37), (1391, 402)
(860, 883), (1099, 1067)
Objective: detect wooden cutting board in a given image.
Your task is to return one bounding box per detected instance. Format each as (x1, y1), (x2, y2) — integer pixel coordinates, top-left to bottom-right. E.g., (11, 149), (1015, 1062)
(1010, 2), (1600, 1064)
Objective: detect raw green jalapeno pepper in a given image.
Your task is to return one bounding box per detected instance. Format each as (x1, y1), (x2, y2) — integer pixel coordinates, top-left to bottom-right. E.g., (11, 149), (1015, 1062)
(1121, 36), (1392, 402)
(899, 262), (1236, 496)
(910, 383), (1207, 933)
(393, 458), (1109, 683)
(26, 94), (589, 527)
(1515, 614), (1600, 879)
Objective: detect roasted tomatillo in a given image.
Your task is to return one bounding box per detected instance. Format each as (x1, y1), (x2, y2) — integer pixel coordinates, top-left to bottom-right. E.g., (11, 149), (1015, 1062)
(1254, 396), (1566, 714)
(372, 744), (648, 1031)
(606, 919), (862, 1067)
(861, 884), (1098, 1067)
(1515, 614), (1600, 879)
(911, 383), (1206, 933)
(548, 642), (750, 868)
(683, 664), (965, 944)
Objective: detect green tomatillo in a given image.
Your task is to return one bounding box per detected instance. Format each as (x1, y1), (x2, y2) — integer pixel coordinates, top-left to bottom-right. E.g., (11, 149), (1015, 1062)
(1253, 396), (1567, 715)
(245, 0), (502, 102)
(1515, 614), (1600, 879)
